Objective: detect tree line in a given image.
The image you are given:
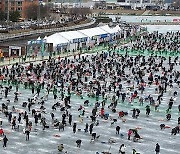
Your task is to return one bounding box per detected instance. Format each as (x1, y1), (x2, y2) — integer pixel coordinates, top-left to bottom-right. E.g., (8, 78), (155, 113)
(0, 3), (92, 22)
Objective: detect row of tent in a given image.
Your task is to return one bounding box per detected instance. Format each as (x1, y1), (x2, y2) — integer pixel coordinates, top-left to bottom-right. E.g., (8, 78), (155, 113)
(45, 25), (122, 48)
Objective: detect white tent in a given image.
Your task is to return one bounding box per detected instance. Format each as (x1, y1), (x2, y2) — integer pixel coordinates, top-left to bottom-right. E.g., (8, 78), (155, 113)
(44, 36), (48, 41)
(45, 25), (121, 49)
(59, 31), (88, 50)
(112, 25), (121, 33)
(37, 36), (41, 41)
(46, 33), (69, 47)
(79, 27), (108, 38)
(100, 25), (121, 34)
(59, 31), (88, 43)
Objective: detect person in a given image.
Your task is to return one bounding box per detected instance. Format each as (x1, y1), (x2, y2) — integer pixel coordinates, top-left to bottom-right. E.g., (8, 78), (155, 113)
(132, 108), (136, 118)
(136, 109), (140, 118)
(178, 117), (180, 125)
(155, 143), (160, 154)
(146, 105), (151, 116)
(76, 139), (82, 148)
(171, 127), (179, 135)
(160, 124), (165, 130)
(0, 128), (4, 136)
(133, 129), (141, 142)
(51, 112), (54, 120)
(128, 129), (133, 140)
(25, 129), (30, 141)
(89, 123), (93, 134)
(3, 135), (8, 148)
(116, 126), (121, 135)
(84, 123), (88, 133)
(178, 105), (180, 113)
(132, 149), (137, 154)
(12, 117), (16, 129)
(119, 144), (126, 154)
(59, 123), (64, 131)
(166, 113), (171, 121)
(58, 144), (64, 152)
(69, 114), (72, 125)
(73, 123), (76, 133)
(18, 113), (21, 123)
(119, 111), (124, 118)
(92, 133), (96, 140)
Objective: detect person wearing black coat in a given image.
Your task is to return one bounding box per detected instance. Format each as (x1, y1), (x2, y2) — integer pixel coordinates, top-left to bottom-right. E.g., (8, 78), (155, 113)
(73, 123), (76, 133)
(89, 123), (93, 134)
(84, 123), (88, 133)
(92, 133), (96, 140)
(76, 139), (82, 148)
(155, 143), (160, 154)
(116, 126), (120, 134)
(25, 129), (30, 141)
(3, 135), (8, 148)
(34, 113), (38, 126)
(69, 114), (72, 125)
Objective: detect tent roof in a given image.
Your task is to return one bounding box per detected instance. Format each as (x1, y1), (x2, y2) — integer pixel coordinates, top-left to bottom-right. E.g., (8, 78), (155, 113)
(100, 25), (121, 34)
(59, 31), (88, 41)
(37, 36), (41, 41)
(112, 25), (121, 33)
(46, 25), (121, 47)
(100, 25), (114, 33)
(79, 27), (108, 38)
(46, 33), (69, 46)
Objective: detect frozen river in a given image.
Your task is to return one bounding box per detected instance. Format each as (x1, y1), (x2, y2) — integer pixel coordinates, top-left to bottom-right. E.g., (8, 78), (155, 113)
(141, 25), (180, 33)
(107, 15), (180, 23)
(0, 52), (179, 154)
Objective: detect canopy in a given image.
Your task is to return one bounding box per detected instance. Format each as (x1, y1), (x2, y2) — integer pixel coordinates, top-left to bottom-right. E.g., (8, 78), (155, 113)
(45, 25), (121, 47)
(46, 33), (69, 47)
(112, 25), (121, 33)
(100, 25), (121, 34)
(60, 31), (88, 43)
(37, 37), (41, 41)
(79, 27), (108, 38)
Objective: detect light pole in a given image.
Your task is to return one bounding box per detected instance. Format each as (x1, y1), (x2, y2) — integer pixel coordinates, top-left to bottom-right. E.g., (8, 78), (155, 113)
(7, 0), (10, 21)
(37, 0), (42, 20)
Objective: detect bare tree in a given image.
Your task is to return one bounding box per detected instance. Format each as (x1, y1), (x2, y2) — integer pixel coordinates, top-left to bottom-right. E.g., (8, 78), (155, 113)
(24, 3), (49, 20)
(24, 3), (38, 20)
(68, 7), (91, 18)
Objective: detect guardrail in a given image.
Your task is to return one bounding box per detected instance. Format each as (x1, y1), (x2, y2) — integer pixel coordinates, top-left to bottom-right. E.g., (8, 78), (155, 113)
(0, 18), (96, 42)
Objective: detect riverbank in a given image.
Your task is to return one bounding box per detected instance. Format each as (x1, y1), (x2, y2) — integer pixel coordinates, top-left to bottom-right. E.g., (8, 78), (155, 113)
(92, 9), (180, 16)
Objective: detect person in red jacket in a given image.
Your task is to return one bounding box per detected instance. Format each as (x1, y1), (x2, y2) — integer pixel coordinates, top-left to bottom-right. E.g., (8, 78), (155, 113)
(100, 108), (104, 117)
(0, 128), (4, 136)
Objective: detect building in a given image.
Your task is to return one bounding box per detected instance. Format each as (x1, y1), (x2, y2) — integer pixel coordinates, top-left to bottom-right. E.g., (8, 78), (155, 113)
(0, 0), (39, 18)
(116, 0), (173, 9)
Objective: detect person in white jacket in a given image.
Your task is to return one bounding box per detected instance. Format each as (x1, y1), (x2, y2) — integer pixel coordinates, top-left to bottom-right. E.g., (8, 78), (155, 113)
(119, 144), (126, 154)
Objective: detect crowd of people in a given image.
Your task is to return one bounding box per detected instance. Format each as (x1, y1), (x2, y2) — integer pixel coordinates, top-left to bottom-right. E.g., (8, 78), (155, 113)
(120, 31), (180, 56)
(0, 31), (179, 153)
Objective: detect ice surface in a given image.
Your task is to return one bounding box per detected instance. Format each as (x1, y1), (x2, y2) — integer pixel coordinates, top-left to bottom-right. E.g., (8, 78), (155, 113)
(141, 25), (180, 33)
(0, 50), (179, 154)
(108, 15), (180, 23)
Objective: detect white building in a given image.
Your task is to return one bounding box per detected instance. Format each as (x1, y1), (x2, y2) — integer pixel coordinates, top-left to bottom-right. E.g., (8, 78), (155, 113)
(116, 0), (171, 9)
